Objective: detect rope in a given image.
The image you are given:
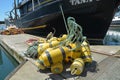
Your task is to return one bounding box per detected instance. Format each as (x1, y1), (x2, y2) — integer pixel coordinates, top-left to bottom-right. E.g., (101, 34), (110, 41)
(66, 17), (84, 50)
(67, 17), (83, 42)
(59, 4), (85, 50)
(59, 5), (69, 35)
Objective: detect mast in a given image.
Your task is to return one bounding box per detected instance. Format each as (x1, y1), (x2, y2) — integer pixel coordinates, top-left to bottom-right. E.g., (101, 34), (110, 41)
(14, 0), (17, 20)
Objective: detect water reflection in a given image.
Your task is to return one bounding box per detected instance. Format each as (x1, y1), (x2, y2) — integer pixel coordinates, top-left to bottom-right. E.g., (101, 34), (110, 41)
(0, 46), (19, 80)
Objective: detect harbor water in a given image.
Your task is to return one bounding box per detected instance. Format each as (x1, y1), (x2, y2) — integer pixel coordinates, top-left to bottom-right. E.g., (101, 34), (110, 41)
(0, 46), (19, 80)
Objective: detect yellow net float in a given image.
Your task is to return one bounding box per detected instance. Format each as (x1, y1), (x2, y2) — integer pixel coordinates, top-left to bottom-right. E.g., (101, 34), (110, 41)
(36, 46), (70, 71)
(37, 34), (67, 57)
(51, 62), (63, 74)
(65, 43), (82, 62)
(47, 34), (67, 42)
(37, 40), (60, 56)
(35, 59), (45, 70)
(81, 41), (92, 63)
(57, 34), (67, 41)
(70, 58), (84, 75)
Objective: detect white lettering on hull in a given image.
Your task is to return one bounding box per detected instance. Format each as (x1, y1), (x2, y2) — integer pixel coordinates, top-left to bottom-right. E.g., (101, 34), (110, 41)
(69, 0), (99, 5)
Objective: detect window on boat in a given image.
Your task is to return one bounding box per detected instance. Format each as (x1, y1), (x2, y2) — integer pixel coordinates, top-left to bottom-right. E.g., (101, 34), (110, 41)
(33, 0), (54, 10)
(28, 1), (32, 12)
(20, 0), (54, 16)
(34, 0), (39, 9)
(20, 4), (28, 17)
(20, 7), (24, 16)
(27, 0), (39, 12)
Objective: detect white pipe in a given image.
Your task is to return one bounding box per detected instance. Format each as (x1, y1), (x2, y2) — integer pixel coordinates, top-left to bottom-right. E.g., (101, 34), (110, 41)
(38, 0), (40, 5)
(32, 0), (34, 11)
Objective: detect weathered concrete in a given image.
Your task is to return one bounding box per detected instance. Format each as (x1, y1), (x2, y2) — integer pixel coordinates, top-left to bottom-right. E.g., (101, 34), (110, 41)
(0, 34), (120, 80)
(90, 46), (120, 55)
(0, 34), (41, 63)
(9, 61), (51, 80)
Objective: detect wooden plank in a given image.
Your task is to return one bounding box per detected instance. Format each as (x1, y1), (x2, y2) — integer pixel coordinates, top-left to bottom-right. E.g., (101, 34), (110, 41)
(96, 59), (120, 80)
(78, 57), (118, 80)
(60, 56), (119, 80)
(9, 61), (49, 80)
(9, 61), (64, 80)
(90, 46), (120, 55)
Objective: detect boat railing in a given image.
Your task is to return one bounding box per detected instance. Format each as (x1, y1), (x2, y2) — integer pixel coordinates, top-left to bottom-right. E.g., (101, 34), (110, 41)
(8, 0), (61, 19)
(21, 0), (29, 5)
(18, 0), (61, 12)
(5, 8), (20, 27)
(30, 0), (60, 11)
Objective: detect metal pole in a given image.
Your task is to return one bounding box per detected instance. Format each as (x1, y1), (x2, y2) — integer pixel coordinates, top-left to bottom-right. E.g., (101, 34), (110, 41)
(17, 0), (19, 6)
(14, 0), (17, 20)
(38, 0), (40, 5)
(32, 0), (35, 11)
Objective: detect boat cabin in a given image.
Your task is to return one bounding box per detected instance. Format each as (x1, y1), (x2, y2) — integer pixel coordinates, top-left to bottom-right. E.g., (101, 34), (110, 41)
(17, 0), (54, 17)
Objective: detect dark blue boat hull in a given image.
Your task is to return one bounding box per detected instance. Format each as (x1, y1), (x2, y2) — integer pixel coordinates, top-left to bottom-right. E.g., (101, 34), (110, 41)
(15, 0), (120, 39)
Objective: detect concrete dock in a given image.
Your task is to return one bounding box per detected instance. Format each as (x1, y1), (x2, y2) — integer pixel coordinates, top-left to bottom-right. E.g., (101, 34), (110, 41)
(0, 34), (120, 80)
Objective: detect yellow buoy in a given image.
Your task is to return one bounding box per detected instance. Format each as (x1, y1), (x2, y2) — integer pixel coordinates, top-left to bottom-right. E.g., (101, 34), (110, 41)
(35, 59), (45, 70)
(57, 34), (67, 41)
(37, 41), (60, 56)
(65, 43), (81, 62)
(36, 46), (70, 70)
(51, 62), (63, 74)
(70, 58), (84, 75)
(81, 40), (92, 63)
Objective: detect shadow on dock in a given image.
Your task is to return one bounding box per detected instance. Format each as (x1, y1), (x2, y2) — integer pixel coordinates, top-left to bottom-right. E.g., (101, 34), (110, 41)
(38, 60), (98, 80)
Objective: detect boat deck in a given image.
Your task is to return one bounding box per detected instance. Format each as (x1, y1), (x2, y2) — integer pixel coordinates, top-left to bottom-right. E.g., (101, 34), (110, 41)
(0, 34), (120, 80)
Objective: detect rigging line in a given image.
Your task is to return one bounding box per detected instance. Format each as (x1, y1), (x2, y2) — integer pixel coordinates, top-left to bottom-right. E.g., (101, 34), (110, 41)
(59, 5), (69, 35)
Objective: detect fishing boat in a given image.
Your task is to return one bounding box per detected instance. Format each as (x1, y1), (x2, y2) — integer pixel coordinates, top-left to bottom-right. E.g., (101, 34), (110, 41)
(111, 16), (120, 25)
(111, 14), (120, 26)
(5, 0), (120, 40)
(111, 5), (120, 25)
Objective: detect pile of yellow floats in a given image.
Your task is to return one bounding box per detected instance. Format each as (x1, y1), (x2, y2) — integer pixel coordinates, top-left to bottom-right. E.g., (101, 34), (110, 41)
(25, 17), (92, 75)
